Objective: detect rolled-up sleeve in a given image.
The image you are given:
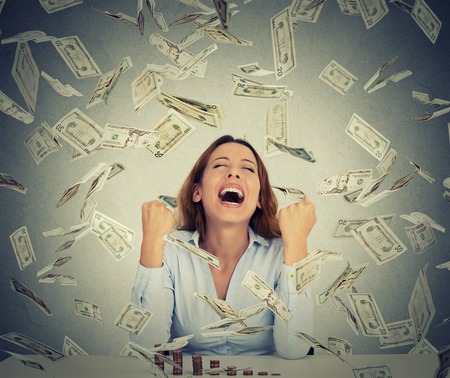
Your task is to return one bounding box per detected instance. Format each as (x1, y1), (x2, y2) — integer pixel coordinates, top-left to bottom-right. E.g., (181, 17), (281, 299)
(273, 263), (314, 359)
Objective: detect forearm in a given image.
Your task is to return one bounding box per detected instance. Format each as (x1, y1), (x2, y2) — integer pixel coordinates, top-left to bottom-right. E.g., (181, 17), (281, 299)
(283, 236), (308, 266)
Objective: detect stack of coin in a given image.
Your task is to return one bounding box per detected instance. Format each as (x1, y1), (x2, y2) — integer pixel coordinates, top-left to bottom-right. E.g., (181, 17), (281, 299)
(209, 359), (220, 375)
(172, 349), (183, 375)
(192, 354), (203, 375)
(243, 369), (253, 376)
(153, 344), (164, 371)
(257, 372), (268, 376)
(226, 366), (237, 376)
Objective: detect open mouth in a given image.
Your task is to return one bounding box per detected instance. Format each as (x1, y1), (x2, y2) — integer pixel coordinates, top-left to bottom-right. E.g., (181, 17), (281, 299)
(218, 185), (244, 206)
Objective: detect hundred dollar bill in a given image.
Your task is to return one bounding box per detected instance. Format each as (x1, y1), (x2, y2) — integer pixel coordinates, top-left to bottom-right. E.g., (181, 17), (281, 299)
(294, 332), (350, 365)
(63, 336), (88, 356)
(352, 365), (392, 378)
(408, 338), (437, 354)
(0, 332), (64, 361)
(333, 214), (395, 237)
(202, 326), (273, 338)
(411, 0), (441, 44)
(115, 303), (153, 335)
(164, 234), (220, 270)
(0, 89), (34, 124)
(87, 57), (132, 108)
(156, 92), (220, 128)
(348, 293), (388, 337)
(0, 172), (27, 194)
(319, 60), (357, 95)
(266, 135), (315, 162)
(379, 319), (415, 349)
(288, 253), (323, 293)
(203, 26), (253, 46)
(52, 108), (103, 155)
(345, 113), (390, 161)
(404, 222), (436, 254)
(291, 0), (325, 23)
(146, 109), (196, 158)
(3, 350), (44, 371)
(90, 210), (135, 245)
(265, 101), (288, 157)
(271, 7), (296, 80)
(52, 36), (102, 79)
(317, 169), (372, 196)
(10, 226), (36, 270)
(363, 56), (398, 91)
(132, 69), (163, 111)
(412, 90), (449, 107)
(272, 186), (304, 200)
(10, 278), (52, 315)
(39, 0), (82, 13)
(356, 0), (389, 29)
(351, 217), (407, 264)
(328, 337), (352, 355)
(41, 71), (82, 97)
(99, 226), (133, 261)
(101, 123), (159, 149)
(367, 69), (412, 94)
(12, 42), (39, 113)
(150, 33), (206, 78)
(408, 264), (435, 343)
(37, 256), (72, 277)
(74, 299), (103, 322)
(316, 262), (368, 305)
(242, 270), (292, 322)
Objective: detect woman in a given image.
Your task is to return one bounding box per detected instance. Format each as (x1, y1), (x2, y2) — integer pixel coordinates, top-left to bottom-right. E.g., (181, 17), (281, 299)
(131, 135), (316, 359)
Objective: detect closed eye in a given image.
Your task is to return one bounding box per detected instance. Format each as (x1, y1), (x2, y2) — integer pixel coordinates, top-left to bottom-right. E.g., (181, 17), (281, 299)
(243, 166), (255, 173)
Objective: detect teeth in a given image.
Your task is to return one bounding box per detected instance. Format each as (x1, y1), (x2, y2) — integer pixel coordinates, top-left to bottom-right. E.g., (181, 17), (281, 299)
(219, 187), (243, 198)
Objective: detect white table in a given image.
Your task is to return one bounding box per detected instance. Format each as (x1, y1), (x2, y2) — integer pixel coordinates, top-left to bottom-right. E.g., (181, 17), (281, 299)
(0, 353), (439, 378)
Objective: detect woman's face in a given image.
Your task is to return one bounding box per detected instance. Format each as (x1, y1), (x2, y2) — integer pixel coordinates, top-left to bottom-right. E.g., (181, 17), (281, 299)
(194, 142), (261, 228)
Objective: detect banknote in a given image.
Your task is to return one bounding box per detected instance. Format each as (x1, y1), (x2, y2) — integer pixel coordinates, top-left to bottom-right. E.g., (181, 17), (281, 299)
(202, 326), (273, 337)
(43, 222), (89, 237)
(90, 210), (135, 245)
(115, 303), (153, 335)
(317, 169), (372, 196)
(347, 306), (360, 335)
(242, 270), (292, 322)
(271, 7), (296, 80)
(63, 335), (88, 356)
(319, 60), (357, 95)
(412, 105), (450, 122)
(37, 256), (72, 277)
(291, 0), (325, 23)
(99, 226), (134, 261)
(53, 227), (90, 253)
(41, 71), (82, 97)
(352, 365), (392, 378)
(288, 253), (323, 293)
(408, 338), (437, 354)
(84, 165), (112, 201)
(333, 214), (395, 237)
(52, 108), (103, 155)
(193, 292), (240, 321)
(294, 332), (350, 365)
(158, 195), (177, 209)
(146, 109), (197, 158)
(75, 299), (103, 322)
(266, 136), (315, 162)
(348, 293), (388, 337)
(232, 79), (287, 99)
(92, 8), (138, 26)
(0, 89), (34, 124)
(404, 222), (436, 254)
(3, 350), (44, 371)
(177, 43), (218, 80)
(265, 101), (288, 157)
(152, 11), (169, 32)
(172, 94), (225, 119)
(367, 69), (412, 93)
(164, 234), (220, 270)
(10, 278), (52, 315)
(12, 42), (39, 113)
(125, 341), (181, 372)
(212, 0), (229, 28)
(1, 30), (56, 44)
(390, 0), (413, 13)
(39, 0), (82, 13)
(0, 172), (27, 194)
(151, 334), (194, 352)
(178, 27), (205, 50)
(201, 317), (246, 330)
(412, 90), (449, 106)
(411, 0), (441, 44)
(379, 319), (415, 349)
(59, 275), (77, 285)
(149, 33), (206, 78)
(0, 332), (64, 361)
(408, 264), (435, 343)
(132, 69), (163, 111)
(376, 148), (397, 176)
(356, 0), (389, 29)
(52, 36), (102, 79)
(180, 0), (214, 12)
(336, 0), (360, 15)
(353, 173), (389, 202)
(203, 26), (253, 46)
(87, 56), (132, 108)
(345, 113), (390, 161)
(101, 123), (159, 149)
(238, 62), (274, 77)
(272, 186), (304, 200)
(328, 337), (352, 355)
(10, 226), (36, 270)
(156, 92), (220, 128)
(363, 56), (398, 91)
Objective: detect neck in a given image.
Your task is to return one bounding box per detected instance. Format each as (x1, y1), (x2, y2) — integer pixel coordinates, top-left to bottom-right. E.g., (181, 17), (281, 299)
(201, 223), (249, 261)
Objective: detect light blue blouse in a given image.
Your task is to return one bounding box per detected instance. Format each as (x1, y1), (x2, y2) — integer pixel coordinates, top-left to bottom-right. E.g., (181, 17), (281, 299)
(131, 228), (313, 359)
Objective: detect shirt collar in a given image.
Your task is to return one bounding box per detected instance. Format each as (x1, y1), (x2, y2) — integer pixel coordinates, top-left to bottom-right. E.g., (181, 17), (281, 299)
(189, 227), (269, 249)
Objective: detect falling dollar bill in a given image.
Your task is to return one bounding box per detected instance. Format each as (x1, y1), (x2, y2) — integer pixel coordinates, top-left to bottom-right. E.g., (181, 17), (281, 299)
(378, 319), (415, 349)
(291, 0), (325, 23)
(288, 253), (323, 293)
(356, 0), (389, 29)
(294, 332), (350, 365)
(203, 26), (253, 46)
(115, 303), (153, 335)
(328, 337), (352, 355)
(63, 335), (89, 356)
(345, 113), (390, 161)
(317, 169), (372, 196)
(90, 210), (135, 246)
(242, 270), (292, 322)
(411, 0), (441, 44)
(39, 0), (82, 13)
(52, 36), (102, 79)
(202, 326), (273, 337)
(3, 350), (44, 371)
(352, 365), (393, 378)
(37, 256), (72, 277)
(10, 278), (52, 315)
(265, 101), (289, 157)
(272, 186), (304, 200)
(364, 56), (398, 91)
(319, 60), (357, 95)
(99, 226), (133, 261)
(408, 338), (437, 354)
(412, 90), (449, 106)
(0, 89), (34, 124)
(435, 344), (450, 378)
(0, 172), (27, 194)
(333, 214), (395, 238)
(41, 71), (82, 97)
(271, 7), (296, 80)
(43, 222), (89, 238)
(10, 226), (36, 270)
(24, 124), (61, 165)
(348, 293), (388, 337)
(101, 123), (159, 149)
(74, 299), (103, 322)
(266, 135), (315, 162)
(164, 234), (220, 270)
(132, 69), (163, 111)
(404, 222), (436, 254)
(367, 69), (412, 94)
(0, 332), (64, 361)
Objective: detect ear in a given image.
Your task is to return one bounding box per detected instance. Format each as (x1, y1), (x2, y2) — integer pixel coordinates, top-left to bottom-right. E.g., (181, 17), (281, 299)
(192, 184), (202, 203)
(257, 197), (262, 209)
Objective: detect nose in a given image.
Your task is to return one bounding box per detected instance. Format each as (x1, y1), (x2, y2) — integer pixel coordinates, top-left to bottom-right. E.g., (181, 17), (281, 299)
(227, 172), (240, 179)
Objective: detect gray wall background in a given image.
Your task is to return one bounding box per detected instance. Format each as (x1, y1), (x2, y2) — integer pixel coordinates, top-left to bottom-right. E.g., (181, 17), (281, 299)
(0, 0), (449, 362)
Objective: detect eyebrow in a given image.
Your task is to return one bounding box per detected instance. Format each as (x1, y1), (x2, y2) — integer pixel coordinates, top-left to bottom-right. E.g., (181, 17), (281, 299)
(212, 157), (257, 166)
